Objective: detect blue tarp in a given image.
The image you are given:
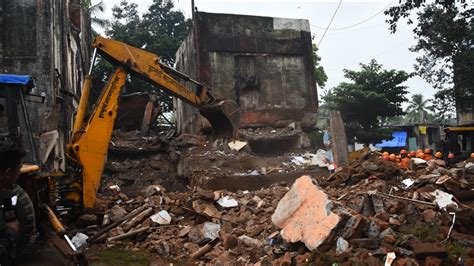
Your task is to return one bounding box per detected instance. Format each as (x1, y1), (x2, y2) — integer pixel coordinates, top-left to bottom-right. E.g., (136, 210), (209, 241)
(0, 74), (35, 90)
(375, 131), (407, 148)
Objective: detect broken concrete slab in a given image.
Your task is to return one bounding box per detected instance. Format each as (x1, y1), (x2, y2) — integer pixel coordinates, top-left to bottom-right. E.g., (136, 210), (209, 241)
(216, 196), (238, 208)
(412, 242), (447, 258)
(336, 237), (350, 254)
(228, 140), (248, 151)
(108, 205), (128, 223)
(271, 175), (343, 250)
(349, 238), (380, 250)
(329, 110), (349, 166)
(201, 222), (220, 240)
(238, 235), (263, 248)
(150, 210), (172, 225)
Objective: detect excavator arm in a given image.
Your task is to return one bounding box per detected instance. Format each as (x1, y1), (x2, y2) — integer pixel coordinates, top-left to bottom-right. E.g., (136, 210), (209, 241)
(69, 67), (127, 208)
(68, 36), (240, 209)
(94, 36), (207, 106)
(91, 36), (240, 137)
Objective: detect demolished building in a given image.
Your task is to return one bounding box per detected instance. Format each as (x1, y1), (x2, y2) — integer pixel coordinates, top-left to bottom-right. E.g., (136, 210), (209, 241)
(175, 12), (318, 153)
(0, 0), (91, 170)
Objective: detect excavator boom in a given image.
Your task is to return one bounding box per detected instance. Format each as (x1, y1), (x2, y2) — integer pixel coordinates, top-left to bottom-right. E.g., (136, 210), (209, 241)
(92, 36), (240, 137)
(69, 67), (127, 208)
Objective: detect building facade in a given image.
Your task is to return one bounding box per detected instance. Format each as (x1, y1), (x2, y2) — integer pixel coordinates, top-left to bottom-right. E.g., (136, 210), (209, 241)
(174, 12), (318, 137)
(0, 0), (91, 170)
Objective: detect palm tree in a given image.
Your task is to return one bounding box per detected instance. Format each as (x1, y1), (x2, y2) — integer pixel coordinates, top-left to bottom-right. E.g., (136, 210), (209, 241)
(404, 94), (433, 124)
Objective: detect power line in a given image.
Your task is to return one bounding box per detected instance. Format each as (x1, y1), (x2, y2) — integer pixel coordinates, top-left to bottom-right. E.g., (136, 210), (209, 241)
(318, 0), (343, 47)
(324, 22), (386, 37)
(324, 41), (409, 72)
(311, 1), (393, 31)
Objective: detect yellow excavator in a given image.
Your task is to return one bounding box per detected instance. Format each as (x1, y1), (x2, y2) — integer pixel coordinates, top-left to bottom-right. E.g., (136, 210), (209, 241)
(4, 36), (240, 264)
(65, 36), (240, 212)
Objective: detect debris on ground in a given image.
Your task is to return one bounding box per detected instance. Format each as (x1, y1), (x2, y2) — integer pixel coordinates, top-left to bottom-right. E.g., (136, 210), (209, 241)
(80, 132), (474, 265)
(272, 175), (345, 251)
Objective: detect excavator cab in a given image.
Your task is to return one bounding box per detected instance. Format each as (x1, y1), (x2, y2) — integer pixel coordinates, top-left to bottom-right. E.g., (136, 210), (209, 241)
(0, 75), (84, 264)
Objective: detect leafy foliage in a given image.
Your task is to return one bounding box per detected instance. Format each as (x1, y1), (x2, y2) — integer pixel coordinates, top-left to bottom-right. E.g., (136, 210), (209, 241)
(81, 0), (93, 8)
(324, 60), (412, 145)
(385, 2), (473, 120)
(91, 0), (191, 112)
(312, 44), (328, 88)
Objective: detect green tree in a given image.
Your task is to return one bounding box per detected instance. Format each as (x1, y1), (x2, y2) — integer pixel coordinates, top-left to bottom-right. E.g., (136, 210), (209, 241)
(385, 2), (473, 121)
(324, 59), (412, 145)
(404, 94), (434, 124)
(312, 44), (328, 88)
(92, 0), (191, 112)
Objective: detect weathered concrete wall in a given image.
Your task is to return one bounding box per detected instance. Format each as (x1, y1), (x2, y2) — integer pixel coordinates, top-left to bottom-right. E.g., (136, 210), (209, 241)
(174, 28), (205, 135)
(329, 110), (349, 166)
(0, 0), (90, 169)
(175, 12), (318, 135)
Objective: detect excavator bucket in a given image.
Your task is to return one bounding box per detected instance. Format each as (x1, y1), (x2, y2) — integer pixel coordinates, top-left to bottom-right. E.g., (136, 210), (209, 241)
(200, 100), (240, 138)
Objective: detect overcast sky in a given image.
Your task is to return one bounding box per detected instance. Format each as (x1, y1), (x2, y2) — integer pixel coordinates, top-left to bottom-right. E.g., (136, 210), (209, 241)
(94, 0), (435, 102)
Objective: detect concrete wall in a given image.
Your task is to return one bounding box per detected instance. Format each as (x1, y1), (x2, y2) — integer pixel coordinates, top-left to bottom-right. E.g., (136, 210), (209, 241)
(174, 29), (202, 135)
(174, 12), (318, 135)
(0, 0), (90, 169)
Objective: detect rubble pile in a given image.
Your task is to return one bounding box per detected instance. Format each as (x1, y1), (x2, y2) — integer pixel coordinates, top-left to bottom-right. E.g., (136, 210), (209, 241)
(103, 130), (327, 199)
(239, 126), (300, 141)
(84, 184), (290, 264)
(323, 152), (400, 187)
(104, 131), (183, 193)
(80, 151), (474, 265)
(309, 152), (474, 265)
(239, 125), (312, 154)
(109, 130), (169, 155)
(178, 148), (326, 179)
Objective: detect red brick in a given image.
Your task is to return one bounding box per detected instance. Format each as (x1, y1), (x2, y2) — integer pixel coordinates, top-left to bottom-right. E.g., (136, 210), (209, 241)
(393, 257), (420, 266)
(466, 247), (474, 257)
(424, 256), (442, 266)
(412, 242), (447, 258)
(421, 210), (437, 223)
(340, 215), (368, 239)
(374, 211), (390, 222)
(222, 234), (238, 250)
(349, 238), (380, 250)
(272, 252), (292, 266)
(384, 234), (397, 245)
(377, 220), (391, 232)
(294, 253), (311, 265)
(463, 257), (474, 266)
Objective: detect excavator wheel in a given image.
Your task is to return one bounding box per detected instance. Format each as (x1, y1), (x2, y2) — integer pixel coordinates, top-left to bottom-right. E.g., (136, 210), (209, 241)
(13, 185), (36, 250)
(199, 100), (240, 138)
